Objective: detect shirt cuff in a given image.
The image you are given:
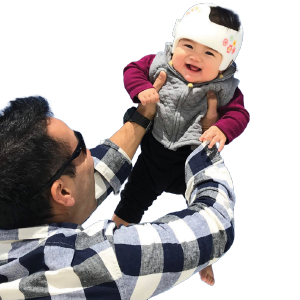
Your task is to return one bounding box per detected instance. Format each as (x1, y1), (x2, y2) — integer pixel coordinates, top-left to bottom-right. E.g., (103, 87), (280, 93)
(91, 139), (132, 195)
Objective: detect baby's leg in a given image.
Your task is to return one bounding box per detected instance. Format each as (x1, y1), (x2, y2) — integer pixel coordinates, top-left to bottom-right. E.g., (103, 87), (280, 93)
(114, 153), (164, 223)
(114, 132), (167, 224)
(200, 265), (215, 286)
(164, 145), (193, 196)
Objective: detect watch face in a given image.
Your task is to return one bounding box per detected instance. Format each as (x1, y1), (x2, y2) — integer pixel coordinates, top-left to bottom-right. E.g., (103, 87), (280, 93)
(123, 106), (152, 131)
(123, 107), (136, 124)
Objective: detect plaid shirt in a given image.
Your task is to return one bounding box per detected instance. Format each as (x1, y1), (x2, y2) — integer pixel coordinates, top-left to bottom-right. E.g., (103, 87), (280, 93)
(0, 139), (235, 300)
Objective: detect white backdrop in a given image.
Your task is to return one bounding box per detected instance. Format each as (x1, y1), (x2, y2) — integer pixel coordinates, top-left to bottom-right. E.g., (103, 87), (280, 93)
(0, 0), (298, 299)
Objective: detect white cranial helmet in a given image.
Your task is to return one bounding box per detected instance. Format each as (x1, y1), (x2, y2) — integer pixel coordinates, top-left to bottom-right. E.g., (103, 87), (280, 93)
(172, 3), (243, 71)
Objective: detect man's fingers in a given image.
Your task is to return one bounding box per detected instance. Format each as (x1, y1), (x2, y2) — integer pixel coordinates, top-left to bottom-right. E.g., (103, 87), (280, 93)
(201, 91), (219, 132)
(207, 91), (218, 101)
(153, 71), (167, 92)
(207, 91), (218, 115)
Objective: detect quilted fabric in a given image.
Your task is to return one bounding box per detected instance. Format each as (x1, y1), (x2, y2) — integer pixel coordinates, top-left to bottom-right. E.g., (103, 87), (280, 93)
(149, 43), (240, 150)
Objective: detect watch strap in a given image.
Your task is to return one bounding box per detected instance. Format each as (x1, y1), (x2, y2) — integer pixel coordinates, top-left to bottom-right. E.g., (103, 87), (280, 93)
(123, 107), (153, 131)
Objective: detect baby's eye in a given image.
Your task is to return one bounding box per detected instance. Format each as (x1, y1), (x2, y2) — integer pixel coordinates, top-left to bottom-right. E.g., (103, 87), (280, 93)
(185, 44), (193, 49)
(206, 51), (215, 56)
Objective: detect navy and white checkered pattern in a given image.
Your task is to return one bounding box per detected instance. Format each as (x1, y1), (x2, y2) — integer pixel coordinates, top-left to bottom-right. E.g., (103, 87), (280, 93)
(0, 140), (235, 299)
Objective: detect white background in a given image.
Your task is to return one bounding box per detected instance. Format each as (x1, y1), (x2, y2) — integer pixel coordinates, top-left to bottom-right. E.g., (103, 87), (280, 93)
(0, 0), (298, 299)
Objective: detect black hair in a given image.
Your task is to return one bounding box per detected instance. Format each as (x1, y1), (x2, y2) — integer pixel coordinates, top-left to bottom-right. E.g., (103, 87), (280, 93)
(209, 6), (241, 31)
(0, 96), (76, 229)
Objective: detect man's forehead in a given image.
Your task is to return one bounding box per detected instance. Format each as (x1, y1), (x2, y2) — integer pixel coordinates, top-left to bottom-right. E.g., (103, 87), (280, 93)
(47, 117), (69, 135)
(47, 117), (76, 146)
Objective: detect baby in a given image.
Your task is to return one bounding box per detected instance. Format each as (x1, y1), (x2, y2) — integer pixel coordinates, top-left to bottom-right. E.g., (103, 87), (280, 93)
(113, 3), (249, 285)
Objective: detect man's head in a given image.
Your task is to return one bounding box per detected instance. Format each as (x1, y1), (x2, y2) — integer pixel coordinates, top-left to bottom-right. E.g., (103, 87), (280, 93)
(0, 97), (96, 229)
(172, 4), (242, 75)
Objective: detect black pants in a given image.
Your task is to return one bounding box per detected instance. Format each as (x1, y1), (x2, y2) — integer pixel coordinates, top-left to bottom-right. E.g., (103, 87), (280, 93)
(114, 132), (193, 223)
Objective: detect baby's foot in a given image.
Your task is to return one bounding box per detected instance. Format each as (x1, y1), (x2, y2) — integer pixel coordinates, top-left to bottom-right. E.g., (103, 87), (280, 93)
(199, 265), (215, 286)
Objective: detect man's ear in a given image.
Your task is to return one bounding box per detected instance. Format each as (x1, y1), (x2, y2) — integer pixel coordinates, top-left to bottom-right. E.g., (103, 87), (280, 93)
(50, 179), (75, 207)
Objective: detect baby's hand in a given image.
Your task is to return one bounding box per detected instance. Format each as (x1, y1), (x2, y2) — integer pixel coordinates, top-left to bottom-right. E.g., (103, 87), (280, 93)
(199, 125), (227, 152)
(138, 88), (160, 106)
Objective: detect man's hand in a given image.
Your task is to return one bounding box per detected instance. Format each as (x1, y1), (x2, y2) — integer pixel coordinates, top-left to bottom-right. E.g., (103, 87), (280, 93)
(200, 125), (227, 152)
(199, 91), (226, 151)
(138, 88), (160, 106)
(136, 71), (167, 120)
(200, 91), (219, 132)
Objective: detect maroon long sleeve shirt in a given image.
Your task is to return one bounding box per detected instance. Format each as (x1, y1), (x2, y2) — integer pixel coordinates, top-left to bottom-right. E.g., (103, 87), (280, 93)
(124, 54), (249, 144)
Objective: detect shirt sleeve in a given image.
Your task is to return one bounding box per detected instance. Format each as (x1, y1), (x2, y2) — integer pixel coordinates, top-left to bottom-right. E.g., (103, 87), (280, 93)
(90, 139), (132, 205)
(214, 87), (250, 144)
(123, 54), (156, 103)
(110, 141), (235, 299)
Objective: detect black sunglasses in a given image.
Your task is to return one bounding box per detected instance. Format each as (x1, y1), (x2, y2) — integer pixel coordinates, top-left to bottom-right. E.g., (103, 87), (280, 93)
(33, 131), (86, 198)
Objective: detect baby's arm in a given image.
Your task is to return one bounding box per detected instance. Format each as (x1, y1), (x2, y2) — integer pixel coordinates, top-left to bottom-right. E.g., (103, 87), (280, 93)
(214, 88), (250, 143)
(200, 88), (250, 151)
(124, 55), (160, 105)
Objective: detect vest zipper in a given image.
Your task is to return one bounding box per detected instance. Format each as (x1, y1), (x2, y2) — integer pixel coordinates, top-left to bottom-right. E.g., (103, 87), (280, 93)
(169, 84), (193, 146)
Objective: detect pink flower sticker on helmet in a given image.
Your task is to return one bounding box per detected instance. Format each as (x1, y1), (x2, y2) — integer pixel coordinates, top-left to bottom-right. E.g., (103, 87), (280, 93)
(227, 45), (232, 53)
(223, 39), (228, 46)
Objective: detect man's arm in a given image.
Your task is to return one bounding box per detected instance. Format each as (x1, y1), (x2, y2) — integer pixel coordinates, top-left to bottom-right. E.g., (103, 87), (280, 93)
(107, 142), (235, 299)
(90, 72), (167, 207)
(110, 71), (166, 159)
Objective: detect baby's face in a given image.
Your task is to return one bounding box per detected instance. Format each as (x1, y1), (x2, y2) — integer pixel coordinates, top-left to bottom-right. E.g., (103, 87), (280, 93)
(172, 39), (222, 83)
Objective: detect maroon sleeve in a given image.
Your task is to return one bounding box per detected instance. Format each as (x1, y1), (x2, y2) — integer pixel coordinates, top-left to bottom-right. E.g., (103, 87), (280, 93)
(214, 88), (250, 144)
(123, 54), (156, 103)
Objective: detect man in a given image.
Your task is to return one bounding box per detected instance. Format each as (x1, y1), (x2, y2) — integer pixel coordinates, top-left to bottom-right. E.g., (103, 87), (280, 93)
(0, 72), (235, 299)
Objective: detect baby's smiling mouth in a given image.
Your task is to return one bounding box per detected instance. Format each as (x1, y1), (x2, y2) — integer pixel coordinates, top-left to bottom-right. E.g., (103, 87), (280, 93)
(186, 64), (201, 72)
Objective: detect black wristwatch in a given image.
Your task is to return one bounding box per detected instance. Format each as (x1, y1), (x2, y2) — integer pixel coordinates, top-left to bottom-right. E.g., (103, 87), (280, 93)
(123, 107), (153, 131)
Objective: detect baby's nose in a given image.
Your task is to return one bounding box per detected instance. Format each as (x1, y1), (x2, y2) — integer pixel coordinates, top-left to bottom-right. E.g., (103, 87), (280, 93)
(190, 55), (201, 62)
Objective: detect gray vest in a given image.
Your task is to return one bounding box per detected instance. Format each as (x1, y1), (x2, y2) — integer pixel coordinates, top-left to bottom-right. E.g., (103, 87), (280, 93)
(149, 43), (239, 150)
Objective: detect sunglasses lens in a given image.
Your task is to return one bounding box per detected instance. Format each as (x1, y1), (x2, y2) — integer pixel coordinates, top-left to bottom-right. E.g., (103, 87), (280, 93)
(75, 131), (86, 154)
